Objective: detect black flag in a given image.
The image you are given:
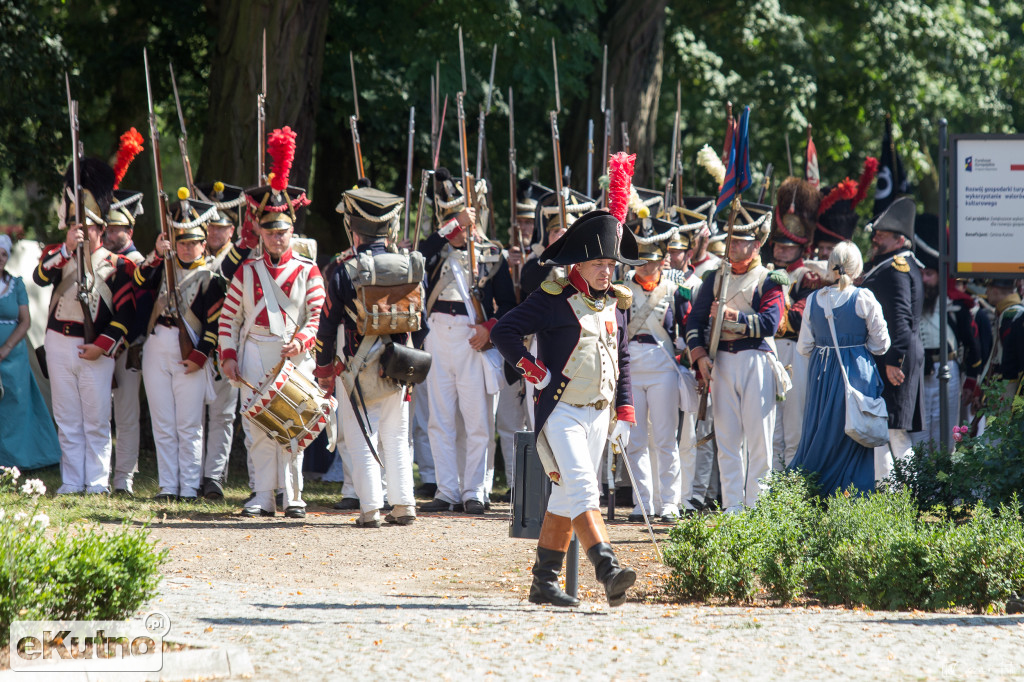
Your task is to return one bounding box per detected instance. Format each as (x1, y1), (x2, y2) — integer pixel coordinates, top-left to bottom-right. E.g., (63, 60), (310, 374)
(873, 114), (908, 216)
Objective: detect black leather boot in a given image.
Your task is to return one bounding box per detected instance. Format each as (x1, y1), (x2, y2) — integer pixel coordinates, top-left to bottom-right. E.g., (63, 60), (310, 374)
(528, 547), (580, 607)
(586, 542), (636, 607)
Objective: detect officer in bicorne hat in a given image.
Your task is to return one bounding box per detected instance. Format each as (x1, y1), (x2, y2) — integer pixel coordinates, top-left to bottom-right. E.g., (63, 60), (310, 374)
(135, 189), (226, 500)
(491, 153), (642, 608)
(519, 188), (595, 298)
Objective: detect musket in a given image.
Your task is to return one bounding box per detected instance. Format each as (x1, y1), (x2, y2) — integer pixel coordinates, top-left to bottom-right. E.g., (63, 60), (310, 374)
(757, 162), (774, 204)
(411, 169), (433, 250)
(433, 94), (448, 171)
(144, 48), (193, 361)
(403, 106), (415, 241)
(549, 40), (569, 235)
(586, 119), (594, 199)
(784, 132), (793, 176)
(508, 87), (521, 301)
(600, 45), (610, 205)
(429, 74), (437, 166)
(258, 30), (267, 185)
(349, 51), (365, 179)
(602, 85), (614, 207)
(456, 92), (488, 331)
(168, 62), (195, 194)
(65, 72), (95, 344)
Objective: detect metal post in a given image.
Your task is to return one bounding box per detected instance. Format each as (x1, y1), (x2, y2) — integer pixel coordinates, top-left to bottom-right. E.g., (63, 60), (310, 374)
(937, 118), (951, 454)
(565, 534), (580, 598)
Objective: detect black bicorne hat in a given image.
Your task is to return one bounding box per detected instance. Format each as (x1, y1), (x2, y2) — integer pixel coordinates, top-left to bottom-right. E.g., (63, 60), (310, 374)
(913, 213), (940, 271)
(539, 209), (644, 267)
(868, 195), (916, 241)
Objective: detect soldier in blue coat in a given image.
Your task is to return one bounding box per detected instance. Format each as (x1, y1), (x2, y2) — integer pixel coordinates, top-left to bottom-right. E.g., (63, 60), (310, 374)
(491, 207), (643, 608)
(860, 196), (925, 480)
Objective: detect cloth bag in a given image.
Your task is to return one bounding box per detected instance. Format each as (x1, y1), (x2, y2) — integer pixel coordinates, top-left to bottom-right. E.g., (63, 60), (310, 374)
(824, 290), (889, 448)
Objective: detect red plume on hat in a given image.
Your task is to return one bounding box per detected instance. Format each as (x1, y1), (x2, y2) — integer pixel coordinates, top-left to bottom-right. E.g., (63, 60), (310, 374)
(852, 156), (878, 208)
(267, 126), (297, 193)
(112, 127), (144, 190)
(607, 151), (636, 224)
(818, 177), (857, 216)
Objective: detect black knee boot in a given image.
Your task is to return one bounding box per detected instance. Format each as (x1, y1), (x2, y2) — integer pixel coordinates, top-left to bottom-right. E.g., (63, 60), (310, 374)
(586, 542), (636, 607)
(528, 547), (580, 607)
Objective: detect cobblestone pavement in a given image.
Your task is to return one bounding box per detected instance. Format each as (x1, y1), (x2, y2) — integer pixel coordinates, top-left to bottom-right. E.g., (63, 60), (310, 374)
(154, 576), (1024, 681)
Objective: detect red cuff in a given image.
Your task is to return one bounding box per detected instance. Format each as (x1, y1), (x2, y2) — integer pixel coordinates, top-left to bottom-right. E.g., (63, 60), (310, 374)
(220, 348), (238, 362)
(294, 331), (312, 350)
(616, 405), (636, 424)
(482, 318), (497, 332)
(313, 362), (338, 379)
(689, 346), (708, 363)
(94, 334), (115, 354)
(516, 356), (548, 385)
(187, 349), (208, 368)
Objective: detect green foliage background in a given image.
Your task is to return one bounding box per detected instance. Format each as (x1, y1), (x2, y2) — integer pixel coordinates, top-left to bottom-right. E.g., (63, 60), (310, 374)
(2, 0), (1022, 252)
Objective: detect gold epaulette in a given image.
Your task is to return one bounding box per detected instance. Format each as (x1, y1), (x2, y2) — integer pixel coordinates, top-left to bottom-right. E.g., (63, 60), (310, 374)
(892, 256), (910, 273)
(611, 283), (632, 310)
(541, 277), (569, 295)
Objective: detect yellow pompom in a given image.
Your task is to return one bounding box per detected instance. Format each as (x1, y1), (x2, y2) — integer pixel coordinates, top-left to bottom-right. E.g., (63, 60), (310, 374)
(267, 172), (275, 185)
(177, 187), (190, 200)
(638, 206), (650, 219)
(213, 181), (224, 193)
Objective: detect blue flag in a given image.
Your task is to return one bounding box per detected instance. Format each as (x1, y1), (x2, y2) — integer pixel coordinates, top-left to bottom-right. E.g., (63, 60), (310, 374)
(716, 106), (752, 215)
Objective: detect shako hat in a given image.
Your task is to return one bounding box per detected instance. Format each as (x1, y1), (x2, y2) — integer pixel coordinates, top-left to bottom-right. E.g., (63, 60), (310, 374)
(634, 216), (678, 261)
(535, 188), (597, 234)
(62, 157), (115, 228)
(107, 189), (144, 228)
(166, 187), (216, 241)
(196, 181), (246, 227)
(337, 186), (403, 239)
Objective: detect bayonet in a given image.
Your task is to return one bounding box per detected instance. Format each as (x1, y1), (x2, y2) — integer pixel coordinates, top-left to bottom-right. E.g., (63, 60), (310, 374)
(586, 118), (594, 198)
(404, 106), (415, 241)
(621, 121), (630, 154)
(349, 51), (365, 179)
(169, 62), (195, 193)
(433, 94), (447, 171)
(600, 44), (607, 113)
(666, 81), (680, 208)
(551, 38), (561, 114)
(757, 162), (774, 204)
(475, 44), (496, 180)
(508, 86), (521, 301)
(429, 74), (437, 166)
(458, 27), (467, 95)
(550, 112), (569, 236)
(258, 29), (266, 185)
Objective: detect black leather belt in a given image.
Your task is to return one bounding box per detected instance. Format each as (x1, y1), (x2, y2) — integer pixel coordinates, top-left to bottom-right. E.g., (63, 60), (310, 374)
(632, 333), (658, 345)
(432, 300), (468, 316)
(48, 320), (85, 337)
(926, 349), (957, 364)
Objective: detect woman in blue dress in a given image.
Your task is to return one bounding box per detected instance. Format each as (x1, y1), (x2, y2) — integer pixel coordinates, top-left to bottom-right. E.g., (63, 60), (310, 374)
(0, 235), (61, 470)
(789, 241), (890, 495)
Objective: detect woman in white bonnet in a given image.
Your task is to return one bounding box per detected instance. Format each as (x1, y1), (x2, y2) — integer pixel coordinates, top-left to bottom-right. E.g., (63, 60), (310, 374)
(0, 234), (61, 469)
(788, 241), (891, 494)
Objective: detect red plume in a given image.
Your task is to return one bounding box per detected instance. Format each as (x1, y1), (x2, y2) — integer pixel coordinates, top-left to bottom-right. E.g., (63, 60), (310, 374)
(112, 127), (144, 190)
(851, 156), (878, 208)
(267, 126), (297, 192)
(607, 151), (636, 224)
(818, 177), (857, 216)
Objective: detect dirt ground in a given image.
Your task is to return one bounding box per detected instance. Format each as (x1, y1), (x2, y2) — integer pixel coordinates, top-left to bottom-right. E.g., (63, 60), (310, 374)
(137, 503), (672, 605)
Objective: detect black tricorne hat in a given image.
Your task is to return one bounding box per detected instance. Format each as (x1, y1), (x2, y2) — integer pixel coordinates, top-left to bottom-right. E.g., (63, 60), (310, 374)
(539, 209), (644, 267)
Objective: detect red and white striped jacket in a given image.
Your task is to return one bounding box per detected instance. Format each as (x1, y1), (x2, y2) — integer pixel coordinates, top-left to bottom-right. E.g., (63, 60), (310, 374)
(218, 248), (324, 362)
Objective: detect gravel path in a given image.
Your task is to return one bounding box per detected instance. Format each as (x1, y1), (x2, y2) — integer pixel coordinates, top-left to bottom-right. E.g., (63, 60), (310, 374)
(141, 509), (1024, 680)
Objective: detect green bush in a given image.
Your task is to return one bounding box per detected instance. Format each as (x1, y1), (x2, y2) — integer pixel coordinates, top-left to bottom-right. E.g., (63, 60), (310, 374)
(662, 472), (1024, 612)
(0, 506), (167, 645)
(748, 470), (817, 604)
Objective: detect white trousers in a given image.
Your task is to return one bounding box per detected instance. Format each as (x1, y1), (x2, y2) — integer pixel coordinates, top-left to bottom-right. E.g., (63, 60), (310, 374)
(424, 313), (495, 504)
(411, 380), (435, 484)
(711, 349), (775, 511)
(911, 361), (961, 453)
(239, 335), (307, 510)
(338, 383), (414, 512)
(625, 345), (682, 515)
(111, 348), (142, 490)
(874, 429), (914, 484)
(772, 338), (808, 469)
(495, 378), (528, 485)
(143, 326), (207, 497)
(45, 330), (115, 493)
(204, 373), (238, 481)
(542, 403), (611, 518)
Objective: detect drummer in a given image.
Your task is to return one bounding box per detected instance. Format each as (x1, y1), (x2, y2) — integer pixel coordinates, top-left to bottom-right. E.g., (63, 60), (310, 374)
(135, 189), (226, 500)
(219, 134), (324, 518)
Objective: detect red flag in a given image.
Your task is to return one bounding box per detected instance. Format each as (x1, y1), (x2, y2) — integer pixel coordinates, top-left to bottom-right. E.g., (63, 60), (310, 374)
(805, 134), (820, 189)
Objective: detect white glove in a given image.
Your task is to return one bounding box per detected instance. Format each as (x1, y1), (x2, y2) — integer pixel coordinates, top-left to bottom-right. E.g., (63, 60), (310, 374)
(609, 419), (631, 453)
(674, 336), (687, 353)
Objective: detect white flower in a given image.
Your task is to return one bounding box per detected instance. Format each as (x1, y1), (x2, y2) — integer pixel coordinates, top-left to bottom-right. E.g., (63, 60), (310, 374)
(31, 513), (49, 529)
(20, 479), (46, 497)
(13, 512), (28, 522)
(0, 508), (5, 521)
(9, 467), (20, 481)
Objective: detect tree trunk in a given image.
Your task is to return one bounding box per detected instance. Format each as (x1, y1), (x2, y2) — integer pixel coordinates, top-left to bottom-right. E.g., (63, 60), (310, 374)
(198, 0), (329, 232)
(566, 0), (667, 192)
